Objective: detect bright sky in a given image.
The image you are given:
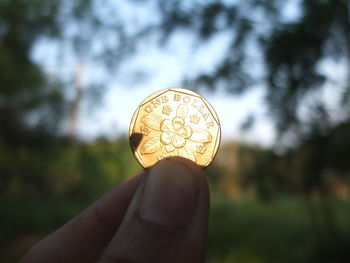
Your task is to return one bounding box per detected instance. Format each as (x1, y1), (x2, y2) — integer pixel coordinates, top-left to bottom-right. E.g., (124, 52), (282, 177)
(75, 38), (276, 146)
(31, 0), (311, 147)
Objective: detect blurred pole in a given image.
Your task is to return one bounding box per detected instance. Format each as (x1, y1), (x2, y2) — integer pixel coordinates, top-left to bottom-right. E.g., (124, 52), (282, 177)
(67, 62), (85, 140)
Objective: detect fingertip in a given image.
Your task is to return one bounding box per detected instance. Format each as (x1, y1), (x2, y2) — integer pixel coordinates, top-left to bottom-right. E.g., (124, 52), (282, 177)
(139, 158), (200, 227)
(152, 157), (207, 186)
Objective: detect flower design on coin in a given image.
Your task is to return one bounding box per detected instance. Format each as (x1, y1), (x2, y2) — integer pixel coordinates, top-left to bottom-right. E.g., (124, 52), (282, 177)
(140, 104), (212, 162)
(140, 125), (151, 135)
(129, 88), (221, 168)
(196, 143), (207, 154)
(190, 114), (200, 124)
(162, 105), (173, 115)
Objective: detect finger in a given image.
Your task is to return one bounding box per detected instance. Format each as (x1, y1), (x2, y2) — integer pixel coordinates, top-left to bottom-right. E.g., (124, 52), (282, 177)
(99, 158), (210, 263)
(21, 172), (144, 263)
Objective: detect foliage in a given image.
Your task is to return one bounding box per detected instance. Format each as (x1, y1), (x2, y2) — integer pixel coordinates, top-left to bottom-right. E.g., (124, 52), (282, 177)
(0, 136), (139, 200)
(0, 0), (142, 139)
(139, 0), (350, 137)
(0, 0), (64, 137)
(207, 197), (350, 263)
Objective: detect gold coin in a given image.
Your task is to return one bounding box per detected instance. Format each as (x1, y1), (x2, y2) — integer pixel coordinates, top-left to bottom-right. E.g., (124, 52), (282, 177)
(129, 88), (221, 168)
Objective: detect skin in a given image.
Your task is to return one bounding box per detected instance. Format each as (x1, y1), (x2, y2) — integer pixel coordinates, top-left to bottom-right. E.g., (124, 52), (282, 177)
(20, 158), (210, 263)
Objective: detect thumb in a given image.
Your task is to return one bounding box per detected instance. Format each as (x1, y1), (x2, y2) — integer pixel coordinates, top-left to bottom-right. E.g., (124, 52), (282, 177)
(98, 158), (210, 263)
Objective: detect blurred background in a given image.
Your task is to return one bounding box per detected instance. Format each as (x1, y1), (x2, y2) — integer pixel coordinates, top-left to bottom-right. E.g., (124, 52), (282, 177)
(1, 0), (350, 262)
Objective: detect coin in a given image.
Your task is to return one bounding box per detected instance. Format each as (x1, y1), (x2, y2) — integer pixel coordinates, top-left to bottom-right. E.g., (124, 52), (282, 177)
(129, 88), (221, 168)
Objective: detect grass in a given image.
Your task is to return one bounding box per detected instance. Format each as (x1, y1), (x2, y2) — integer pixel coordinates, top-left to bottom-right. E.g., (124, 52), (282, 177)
(207, 196), (350, 263)
(1, 196), (350, 262)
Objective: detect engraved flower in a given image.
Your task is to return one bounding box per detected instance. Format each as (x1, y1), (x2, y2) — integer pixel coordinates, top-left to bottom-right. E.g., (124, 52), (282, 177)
(140, 104), (213, 163)
(162, 105), (173, 115)
(159, 112), (193, 153)
(190, 114), (200, 124)
(196, 143), (207, 154)
(140, 125), (151, 135)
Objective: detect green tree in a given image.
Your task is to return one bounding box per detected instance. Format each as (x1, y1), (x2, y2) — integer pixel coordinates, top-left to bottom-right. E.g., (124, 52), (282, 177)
(140, 0), (350, 192)
(147, 0), (350, 134)
(0, 0), (142, 196)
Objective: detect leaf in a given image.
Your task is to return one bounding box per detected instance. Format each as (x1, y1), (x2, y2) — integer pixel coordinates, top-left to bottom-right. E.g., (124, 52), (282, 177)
(176, 104), (188, 119)
(141, 137), (162, 154)
(189, 129), (212, 143)
(141, 114), (161, 130)
(178, 146), (196, 162)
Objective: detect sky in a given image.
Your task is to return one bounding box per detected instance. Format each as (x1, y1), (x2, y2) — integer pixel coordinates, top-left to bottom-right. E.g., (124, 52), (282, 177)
(80, 81), (276, 145)
(31, 0), (310, 147)
(74, 31), (276, 146)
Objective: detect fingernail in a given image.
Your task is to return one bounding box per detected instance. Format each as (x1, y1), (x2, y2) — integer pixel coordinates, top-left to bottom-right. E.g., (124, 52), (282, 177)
(139, 160), (199, 227)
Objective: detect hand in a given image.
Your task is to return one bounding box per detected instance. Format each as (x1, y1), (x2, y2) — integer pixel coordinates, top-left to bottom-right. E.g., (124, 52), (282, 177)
(21, 158), (210, 263)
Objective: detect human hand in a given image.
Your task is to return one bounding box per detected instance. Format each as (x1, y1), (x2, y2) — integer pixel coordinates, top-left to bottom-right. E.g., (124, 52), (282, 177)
(21, 158), (209, 263)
